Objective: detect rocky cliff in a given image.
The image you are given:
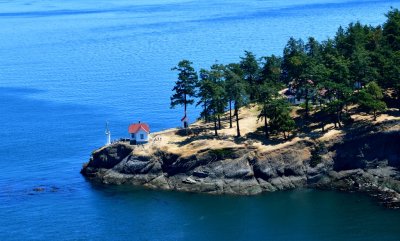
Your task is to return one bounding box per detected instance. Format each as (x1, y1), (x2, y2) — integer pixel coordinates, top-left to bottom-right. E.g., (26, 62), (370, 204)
(81, 120), (400, 208)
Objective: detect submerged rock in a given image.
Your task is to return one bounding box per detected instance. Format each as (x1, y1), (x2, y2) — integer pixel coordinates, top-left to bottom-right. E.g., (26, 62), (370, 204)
(33, 187), (45, 192)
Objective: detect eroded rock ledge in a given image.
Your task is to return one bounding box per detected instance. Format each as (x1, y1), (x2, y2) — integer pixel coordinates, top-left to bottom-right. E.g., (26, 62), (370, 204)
(81, 120), (400, 208)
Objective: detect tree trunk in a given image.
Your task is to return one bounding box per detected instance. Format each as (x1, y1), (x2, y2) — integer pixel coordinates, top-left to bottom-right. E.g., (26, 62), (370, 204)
(218, 115), (221, 129)
(249, 78), (254, 102)
(337, 110), (342, 128)
(333, 112), (337, 128)
(229, 101), (233, 128)
(214, 116), (218, 136)
(283, 131), (287, 140)
(184, 94), (187, 117)
(373, 109), (377, 121)
(235, 104), (241, 137)
(203, 103), (208, 123)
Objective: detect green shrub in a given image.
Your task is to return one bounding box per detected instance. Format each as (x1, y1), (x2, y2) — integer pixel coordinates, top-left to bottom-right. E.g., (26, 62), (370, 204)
(209, 148), (235, 160)
(310, 143), (326, 167)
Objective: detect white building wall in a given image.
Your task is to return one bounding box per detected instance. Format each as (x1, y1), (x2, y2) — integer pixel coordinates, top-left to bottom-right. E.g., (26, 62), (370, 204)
(133, 129), (149, 143)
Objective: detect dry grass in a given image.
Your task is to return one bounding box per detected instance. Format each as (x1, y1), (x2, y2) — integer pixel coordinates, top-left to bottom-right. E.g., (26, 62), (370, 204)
(129, 104), (400, 157)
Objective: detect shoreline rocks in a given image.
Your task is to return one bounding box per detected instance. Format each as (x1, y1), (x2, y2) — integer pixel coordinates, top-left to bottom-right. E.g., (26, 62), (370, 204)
(81, 120), (400, 209)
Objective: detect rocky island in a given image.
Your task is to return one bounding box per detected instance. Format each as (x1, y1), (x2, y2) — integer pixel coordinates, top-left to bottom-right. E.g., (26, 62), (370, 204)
(82, 106), (400, 208)
(82, 9), (400, 208)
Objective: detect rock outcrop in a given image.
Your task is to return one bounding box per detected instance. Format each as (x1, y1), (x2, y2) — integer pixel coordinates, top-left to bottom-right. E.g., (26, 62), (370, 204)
(81, 120), (400, 208)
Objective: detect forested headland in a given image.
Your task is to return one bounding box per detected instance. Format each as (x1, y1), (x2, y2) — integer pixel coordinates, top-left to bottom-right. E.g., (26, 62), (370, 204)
(83, 8), (400, 207)
(170, 8), (400, 140)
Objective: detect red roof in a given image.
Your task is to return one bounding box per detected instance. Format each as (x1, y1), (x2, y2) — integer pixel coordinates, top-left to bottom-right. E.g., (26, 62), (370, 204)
(128, 123), (150, 134)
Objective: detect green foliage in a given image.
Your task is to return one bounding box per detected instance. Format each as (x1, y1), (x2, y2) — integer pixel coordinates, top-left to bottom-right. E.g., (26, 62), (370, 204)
(282, 38), (307, 83)
(196, 69), (213, 121)
(196, 64), (227, 135)
(225, 63), (248, 137)
(259, 55), (282, 85)
(357, 82), (387, 119)
(366, 81), (384, 99)
(383, 8), (400, 51)
(209, 63), (227, 116)
(257, 81), (280, 138)
(209, 148), (235, 160)
(266, 98), (295, 139)
(240, 51), (259, 101)
(225, 63), (247, 108)
(172, 8), (400, 139)
(171, 60), (198, 114)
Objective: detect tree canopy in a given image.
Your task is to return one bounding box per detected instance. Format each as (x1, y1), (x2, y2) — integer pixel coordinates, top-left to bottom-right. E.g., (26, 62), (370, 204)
(170, 8), (400, 139)
(170, 60), (198, 116)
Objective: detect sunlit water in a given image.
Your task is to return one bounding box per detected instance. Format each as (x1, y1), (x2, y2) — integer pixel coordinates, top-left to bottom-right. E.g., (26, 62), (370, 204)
(1, 0), (400, 240)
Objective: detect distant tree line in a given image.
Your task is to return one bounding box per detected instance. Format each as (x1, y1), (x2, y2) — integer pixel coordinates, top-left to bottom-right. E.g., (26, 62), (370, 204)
(170, 8), (400, 139)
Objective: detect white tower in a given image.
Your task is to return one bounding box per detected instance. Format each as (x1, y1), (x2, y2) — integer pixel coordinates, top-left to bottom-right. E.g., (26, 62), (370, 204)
(105, 122), (111, 145)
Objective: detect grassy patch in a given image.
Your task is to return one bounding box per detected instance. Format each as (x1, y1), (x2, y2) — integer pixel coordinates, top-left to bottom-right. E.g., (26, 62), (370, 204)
(209, 148), (236, 160)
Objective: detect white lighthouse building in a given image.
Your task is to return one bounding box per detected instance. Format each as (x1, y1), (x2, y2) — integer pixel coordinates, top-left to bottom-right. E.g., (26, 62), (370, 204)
(128, 121), (150, 145)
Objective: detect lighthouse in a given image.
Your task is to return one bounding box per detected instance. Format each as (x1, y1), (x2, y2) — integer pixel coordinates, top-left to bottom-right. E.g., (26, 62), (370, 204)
(105, 122), (111, 145)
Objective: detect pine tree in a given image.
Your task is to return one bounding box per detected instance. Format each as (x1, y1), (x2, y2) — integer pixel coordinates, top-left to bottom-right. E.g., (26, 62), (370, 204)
(208, 80), (226, 136)
(171, 60), (198, 123)
(239, 51), (259, 102)
(257, 82), (279, 139)
(259, 55), (282, 86)
(209, 64), (227, 130)
(266, 99), (295, 140)
(196, 69), (213, 122)
(358, 81), (387, 120)
(225, 63), (247, 137)
(383, 8), (400, 51)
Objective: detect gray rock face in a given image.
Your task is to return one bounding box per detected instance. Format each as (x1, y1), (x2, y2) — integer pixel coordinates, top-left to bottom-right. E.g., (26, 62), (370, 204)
(333, 131), (400, 171)
(81, 122), (400, 208)
(114, 155), (162, 175)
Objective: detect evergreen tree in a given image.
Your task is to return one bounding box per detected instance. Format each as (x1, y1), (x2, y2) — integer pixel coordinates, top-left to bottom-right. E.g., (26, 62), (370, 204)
(225, 63), (247, 137)
(383, 8), (400, 51)
(209, 63), (227, 129)
(208, 80), (226, 136)
(240, 51), (259, 102)
(382, 9), (400, 108)
(282, 37), (317, 117)
(358, 81), (387, 120)
(257, 81), (279, 138)
(281, 38), (307, 84)
(266, 99), (295, 139)
(319, 81), (352, 128)
(196, 69), (213, 122)
(171, 60), (198, 122)
(259, 55), (282, 86)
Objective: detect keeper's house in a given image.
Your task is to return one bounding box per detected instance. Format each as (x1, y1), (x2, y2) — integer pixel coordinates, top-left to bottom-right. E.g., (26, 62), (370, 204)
(128, 122), (150, 145)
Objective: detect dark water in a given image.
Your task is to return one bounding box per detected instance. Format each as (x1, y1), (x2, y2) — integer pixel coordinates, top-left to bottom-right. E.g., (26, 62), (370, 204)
(1, 0), (400, 240)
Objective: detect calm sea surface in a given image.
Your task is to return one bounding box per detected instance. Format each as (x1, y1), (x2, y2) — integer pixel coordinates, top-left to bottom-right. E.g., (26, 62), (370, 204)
(1, 0), (400, 240)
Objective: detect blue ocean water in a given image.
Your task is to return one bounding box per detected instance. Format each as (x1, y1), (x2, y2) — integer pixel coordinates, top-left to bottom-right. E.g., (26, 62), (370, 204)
(1, 0), (400, 240)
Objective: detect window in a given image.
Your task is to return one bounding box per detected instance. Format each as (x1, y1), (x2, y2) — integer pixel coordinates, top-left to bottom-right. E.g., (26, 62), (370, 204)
(140, 134), (144, 139)
(132, 133), (135, 138)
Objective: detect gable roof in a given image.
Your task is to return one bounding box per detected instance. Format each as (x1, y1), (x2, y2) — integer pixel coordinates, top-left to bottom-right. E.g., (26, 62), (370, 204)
(128, 123), (150, 134)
